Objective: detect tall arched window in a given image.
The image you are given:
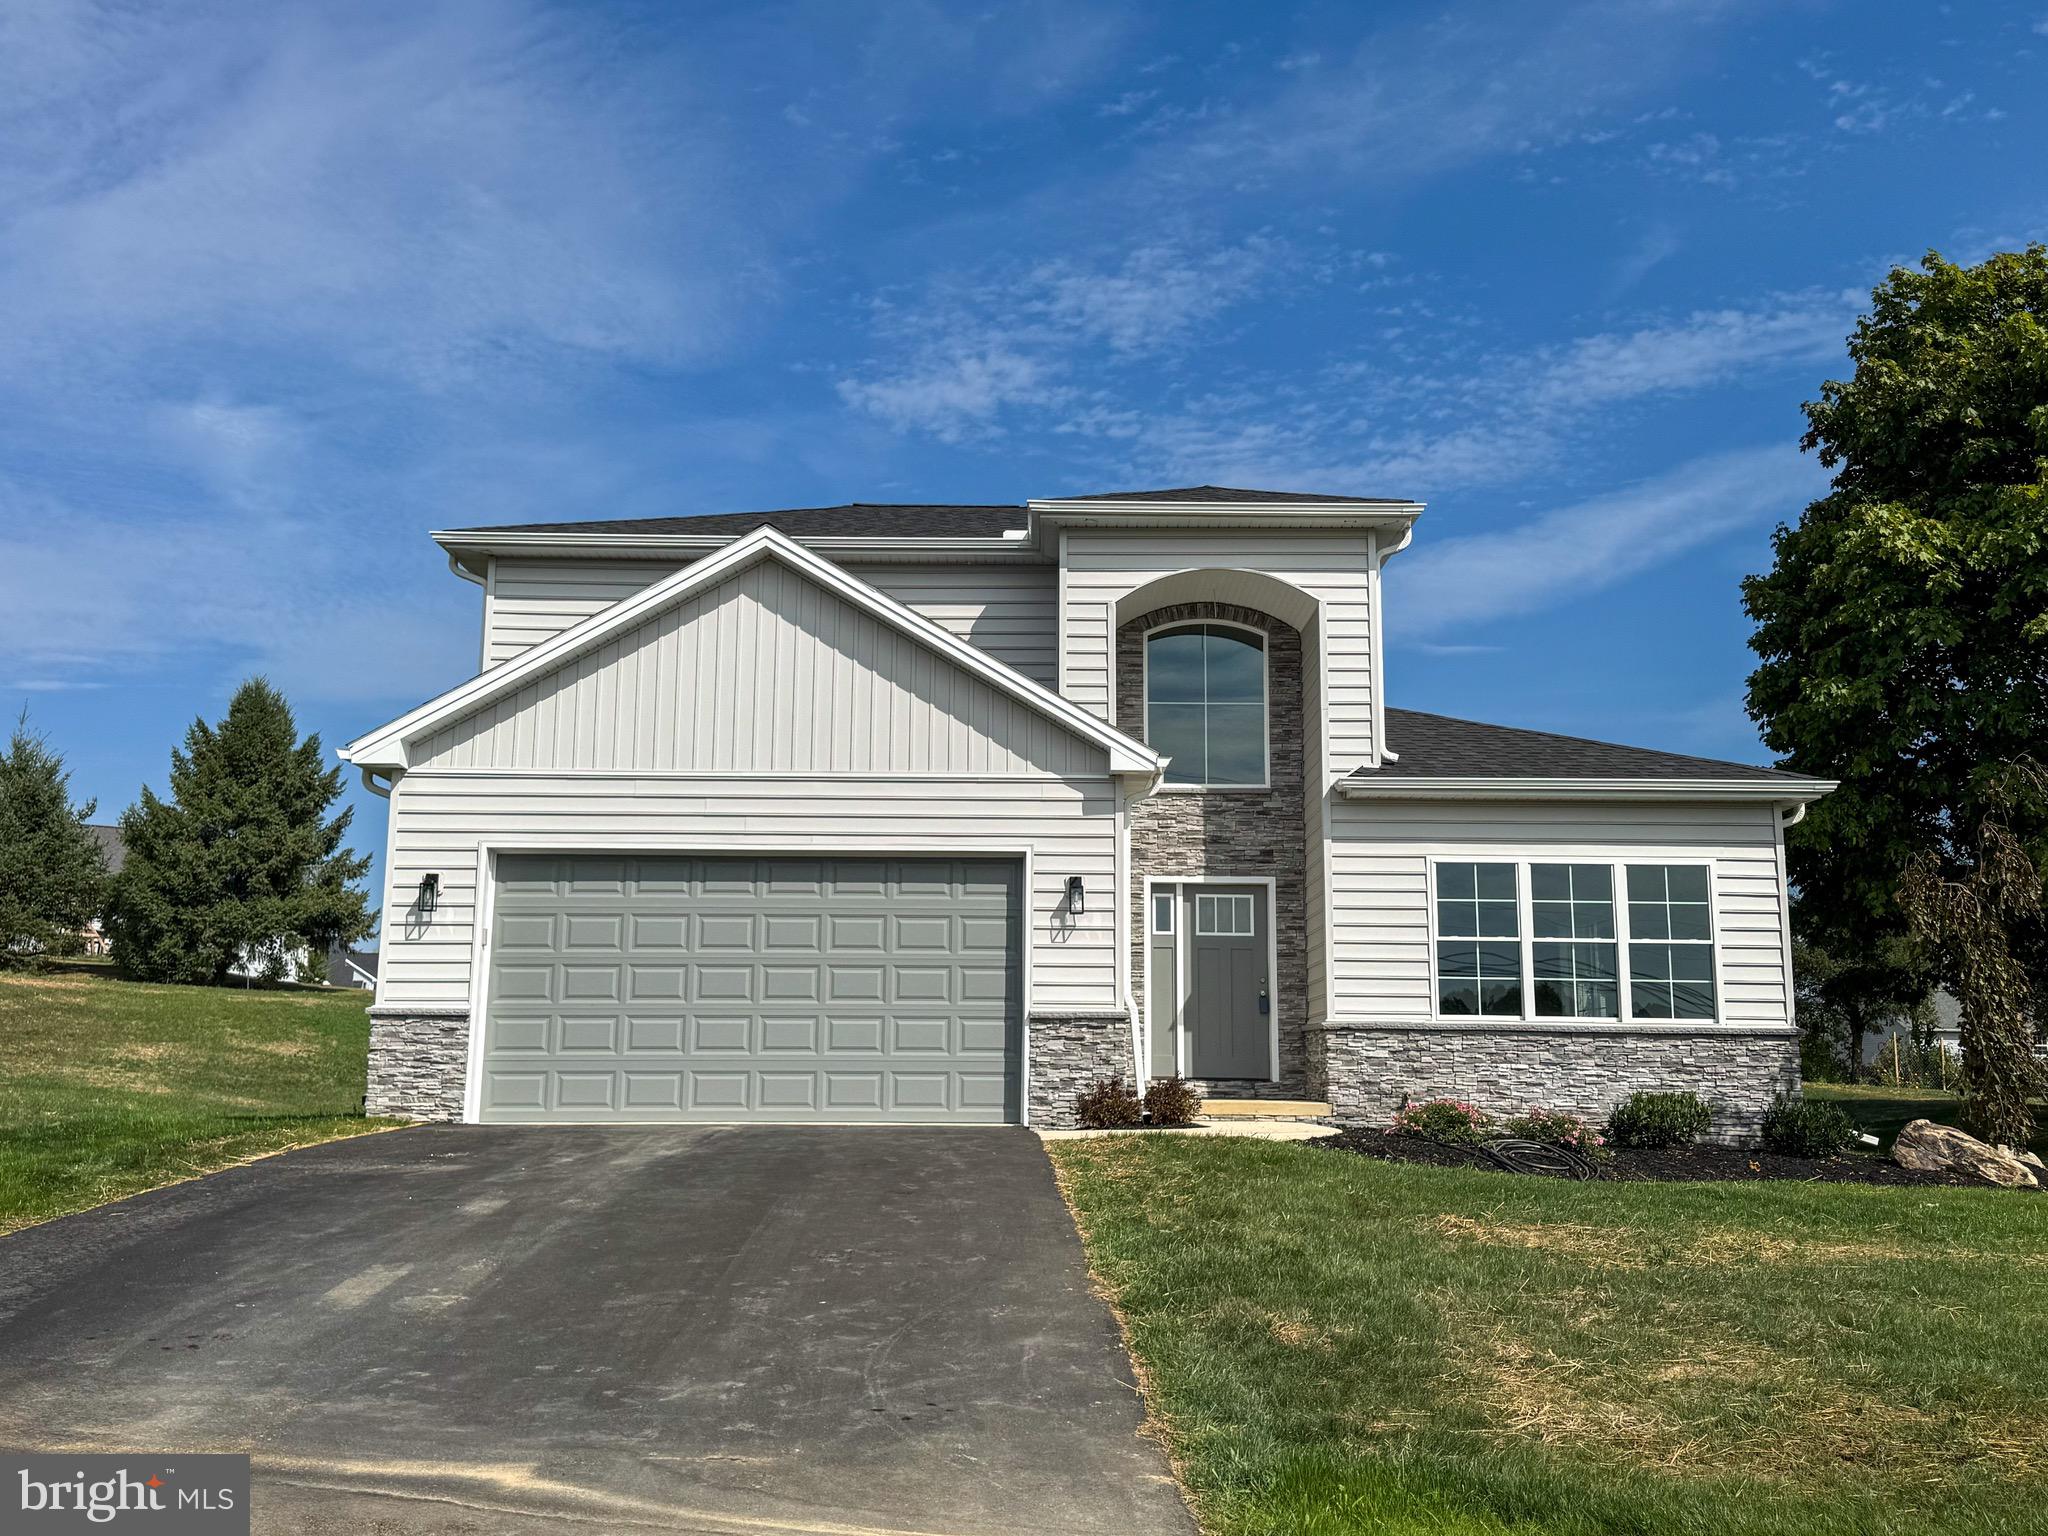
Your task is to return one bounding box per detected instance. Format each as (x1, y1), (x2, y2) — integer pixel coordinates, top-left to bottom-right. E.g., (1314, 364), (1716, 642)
(1144, 623), (1267, 787)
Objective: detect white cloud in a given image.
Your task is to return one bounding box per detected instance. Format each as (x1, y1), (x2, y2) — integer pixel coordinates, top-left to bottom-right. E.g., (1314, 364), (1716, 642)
(1386, 445), (1825, 638)
(836, 237), (1288, 439)
(1030, 290), (1853, 499)
(837, 347), (1054, 442)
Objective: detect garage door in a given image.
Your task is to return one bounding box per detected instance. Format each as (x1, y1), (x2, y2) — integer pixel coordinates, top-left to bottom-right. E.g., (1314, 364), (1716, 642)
(480, 854), (1022, 1123)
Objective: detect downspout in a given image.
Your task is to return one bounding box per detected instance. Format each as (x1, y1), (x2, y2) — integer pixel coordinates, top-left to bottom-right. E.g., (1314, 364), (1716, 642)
(1372, 524), (1416, 765)
(1115, 773), (1141, 1087)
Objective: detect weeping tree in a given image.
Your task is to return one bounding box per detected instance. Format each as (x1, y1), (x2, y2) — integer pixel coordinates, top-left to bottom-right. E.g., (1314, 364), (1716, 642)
(107, 678), (375, 984)
(1901, 764), (2047, 1146)
(1745, 246), (2048, 1144)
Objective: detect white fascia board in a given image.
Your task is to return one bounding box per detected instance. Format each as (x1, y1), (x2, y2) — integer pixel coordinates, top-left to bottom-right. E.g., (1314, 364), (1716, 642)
(432, 529), (1042, 575)
(344, 526), (1161, 776)
(1334, 776), (1838, 803)
(1028, 502), (1425, 534)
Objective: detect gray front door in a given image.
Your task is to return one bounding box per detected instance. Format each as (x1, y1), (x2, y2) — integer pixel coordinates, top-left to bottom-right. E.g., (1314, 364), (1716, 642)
(481, 854), (1021, 1123)
(1184, 884), (1269, 1078)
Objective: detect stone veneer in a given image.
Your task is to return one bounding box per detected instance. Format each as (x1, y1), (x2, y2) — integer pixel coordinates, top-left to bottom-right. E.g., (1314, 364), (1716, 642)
(365, 1008), (470, 1121)
(1028, 1012), (1137, 1127)
(1117, 602), (1308, 1098)
(1307, 1021), (1801, 1145)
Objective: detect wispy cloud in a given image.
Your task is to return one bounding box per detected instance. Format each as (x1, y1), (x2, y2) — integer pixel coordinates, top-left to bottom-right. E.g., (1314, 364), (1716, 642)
(1386, 445), (1826, 638)
(1029, 290), (1856, 497)
(837, 237), (1287, 440)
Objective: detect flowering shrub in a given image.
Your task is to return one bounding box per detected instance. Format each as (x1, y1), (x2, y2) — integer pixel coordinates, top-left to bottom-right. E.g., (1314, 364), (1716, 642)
(1387, 1098), (1493, 1144)
(1504, 1106), (1607, 1155)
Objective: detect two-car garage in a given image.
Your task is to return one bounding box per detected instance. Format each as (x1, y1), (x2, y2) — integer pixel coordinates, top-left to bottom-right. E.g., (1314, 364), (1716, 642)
(478, 854), (1024, 1124)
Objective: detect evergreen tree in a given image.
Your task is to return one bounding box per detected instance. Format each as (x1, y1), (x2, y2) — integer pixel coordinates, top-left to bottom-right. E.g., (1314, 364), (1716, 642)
(0, 711), (107, 964)
(108, 678), (375, 984)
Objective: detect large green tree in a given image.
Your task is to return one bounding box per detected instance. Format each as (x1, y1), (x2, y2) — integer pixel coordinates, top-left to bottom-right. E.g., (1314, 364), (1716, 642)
(0, 711), (107, 964)
(1745, 246), (2048, 1143)
(108, 678), (376, 984)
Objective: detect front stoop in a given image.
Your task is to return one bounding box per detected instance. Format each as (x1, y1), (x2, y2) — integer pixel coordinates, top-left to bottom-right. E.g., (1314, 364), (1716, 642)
(1200, 1098), (1332, 1121)
(1038, 1119), (1331, 1142)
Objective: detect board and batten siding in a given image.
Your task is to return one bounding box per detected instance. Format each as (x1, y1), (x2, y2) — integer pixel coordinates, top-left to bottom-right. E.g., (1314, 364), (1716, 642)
(484, 555), (1058, 685)
(1326, 799), (1792, 1025)
(377, 775), (1119, 1016)
(425, 558), (1104, 777)
(1058, 530), (1377, 773)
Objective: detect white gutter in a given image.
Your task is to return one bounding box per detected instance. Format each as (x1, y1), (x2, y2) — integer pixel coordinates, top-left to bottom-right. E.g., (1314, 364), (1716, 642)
(1336, 776), (1837, 803)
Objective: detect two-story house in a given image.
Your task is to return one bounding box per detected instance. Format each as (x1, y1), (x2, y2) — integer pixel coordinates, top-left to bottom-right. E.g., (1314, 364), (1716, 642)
(341, 487), (1833, 1135)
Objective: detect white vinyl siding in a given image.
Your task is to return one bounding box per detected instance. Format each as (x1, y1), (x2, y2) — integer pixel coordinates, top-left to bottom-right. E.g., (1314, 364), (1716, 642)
(375, 773), (1119, 1015)
(1327, 799), (1791, 1026)
(1059, 530), (1376, 772)
(421, 559), (1105, 777)
(483, 555), (1057, 684)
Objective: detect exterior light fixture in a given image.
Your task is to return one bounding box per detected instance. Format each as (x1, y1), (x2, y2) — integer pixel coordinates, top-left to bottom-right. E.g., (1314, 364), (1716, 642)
(417, 872), (440, 916)
(1066, 875), (1085, 916)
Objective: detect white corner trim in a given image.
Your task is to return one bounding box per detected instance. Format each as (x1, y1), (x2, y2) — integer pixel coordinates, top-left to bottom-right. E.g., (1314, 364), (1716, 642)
(343, 526), (1163, 776)
(1335, 775), (1837, 803)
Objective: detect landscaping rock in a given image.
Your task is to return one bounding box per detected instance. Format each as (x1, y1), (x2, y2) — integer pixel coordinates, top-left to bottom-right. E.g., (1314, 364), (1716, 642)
(1893, 1120), (2040, 1189)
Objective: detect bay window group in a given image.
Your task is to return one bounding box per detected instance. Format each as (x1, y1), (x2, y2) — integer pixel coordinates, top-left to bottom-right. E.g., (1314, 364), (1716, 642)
(1433, 859), (1717, 1022)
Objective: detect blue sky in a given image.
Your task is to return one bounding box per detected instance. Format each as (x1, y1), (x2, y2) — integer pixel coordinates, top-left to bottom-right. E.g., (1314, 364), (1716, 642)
(4, 0), (2044, 936)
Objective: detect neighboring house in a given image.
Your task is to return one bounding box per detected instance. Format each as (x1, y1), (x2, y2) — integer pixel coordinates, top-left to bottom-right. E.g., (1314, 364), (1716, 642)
(326, 941), (379, 990)
(340, 487), (1834, 1136)
(79, 824), (125, 955)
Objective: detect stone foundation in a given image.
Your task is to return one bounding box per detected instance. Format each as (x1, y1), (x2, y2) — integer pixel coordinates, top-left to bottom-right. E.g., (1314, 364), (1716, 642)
(1308, 1021), (1800, 1145)
(365, 1008), (471, 1121)
(1029, 1012), (1137, 1128)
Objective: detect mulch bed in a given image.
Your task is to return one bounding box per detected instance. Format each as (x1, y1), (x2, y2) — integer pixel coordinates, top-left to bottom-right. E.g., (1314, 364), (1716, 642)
(1313, 1127), (2030, 1188)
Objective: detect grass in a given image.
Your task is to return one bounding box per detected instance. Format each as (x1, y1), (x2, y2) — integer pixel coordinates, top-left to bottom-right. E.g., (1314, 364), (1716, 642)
(0, 965), (396, 1234)
(1805, 1080), (2048, 1156)
(1049, 1135), (2048, 1536)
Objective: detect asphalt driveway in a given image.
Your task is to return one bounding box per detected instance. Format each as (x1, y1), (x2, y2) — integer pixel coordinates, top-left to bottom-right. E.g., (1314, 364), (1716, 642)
(0, 1127), (1192, 1536)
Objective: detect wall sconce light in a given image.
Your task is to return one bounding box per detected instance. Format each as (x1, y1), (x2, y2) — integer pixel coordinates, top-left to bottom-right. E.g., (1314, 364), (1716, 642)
(417, 872), (440, 917)
(1065, 875), (1085, 916)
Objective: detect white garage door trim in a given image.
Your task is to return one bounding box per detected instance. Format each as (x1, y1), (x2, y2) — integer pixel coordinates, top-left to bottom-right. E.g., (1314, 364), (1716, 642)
(462, 839), (1038, 1124)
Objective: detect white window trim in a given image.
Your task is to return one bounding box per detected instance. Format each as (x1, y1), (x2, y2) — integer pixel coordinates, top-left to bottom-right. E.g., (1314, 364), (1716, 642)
(1141, 618), (1271, 793)
(1424, 856), (1722, 1026)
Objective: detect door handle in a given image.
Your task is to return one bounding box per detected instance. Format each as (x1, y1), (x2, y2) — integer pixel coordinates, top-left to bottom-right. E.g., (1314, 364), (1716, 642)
(1258, 979), (1270, 1016)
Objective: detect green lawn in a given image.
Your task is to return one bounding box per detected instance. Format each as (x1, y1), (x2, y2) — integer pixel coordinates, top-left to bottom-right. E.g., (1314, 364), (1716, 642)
(1805, 1080), (2048, 1157)
(1050, 1135), (2048, 1536)
(0, 966), (396, 1234)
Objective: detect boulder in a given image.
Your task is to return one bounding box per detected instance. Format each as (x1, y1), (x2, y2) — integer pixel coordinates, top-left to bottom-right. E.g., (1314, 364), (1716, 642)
(1893, 1120), (2040, 1189)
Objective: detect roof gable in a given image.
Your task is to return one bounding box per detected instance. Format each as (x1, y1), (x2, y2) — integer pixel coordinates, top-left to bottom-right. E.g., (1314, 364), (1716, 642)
(343, 527), (1158, 775)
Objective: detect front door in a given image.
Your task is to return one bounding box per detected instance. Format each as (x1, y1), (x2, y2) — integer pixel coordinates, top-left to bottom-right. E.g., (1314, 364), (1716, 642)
(1183, 884), (1269, 1079)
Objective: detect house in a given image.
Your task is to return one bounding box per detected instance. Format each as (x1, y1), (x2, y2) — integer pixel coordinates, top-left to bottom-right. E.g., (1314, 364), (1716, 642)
(79, 824), (125, 955)
(327, 942), (380, 990)
(340, 487), (1834, 1136)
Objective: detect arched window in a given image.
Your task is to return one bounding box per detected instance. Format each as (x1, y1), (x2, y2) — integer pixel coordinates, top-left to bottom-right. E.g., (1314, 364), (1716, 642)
(1144, 623), (1267, 787)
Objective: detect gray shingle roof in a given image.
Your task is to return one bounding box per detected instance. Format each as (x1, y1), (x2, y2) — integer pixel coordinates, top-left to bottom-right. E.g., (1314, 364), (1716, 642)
(451, 486), (1417, 540)
(454, 504), (1028, 538)
(1045, 484), (1414, 505)
(1362, 709), (1817, 783)
(86, 824), (125, 875)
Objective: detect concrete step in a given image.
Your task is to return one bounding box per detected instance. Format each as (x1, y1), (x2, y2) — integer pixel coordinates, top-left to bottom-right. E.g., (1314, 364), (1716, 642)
(1200, 1098), (1332, 1120)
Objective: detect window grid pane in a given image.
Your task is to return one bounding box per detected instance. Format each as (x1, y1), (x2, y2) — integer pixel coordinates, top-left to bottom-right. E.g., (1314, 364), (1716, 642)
(1144, 625), (1265, 787)
(1625, 864), (1716, 1020)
